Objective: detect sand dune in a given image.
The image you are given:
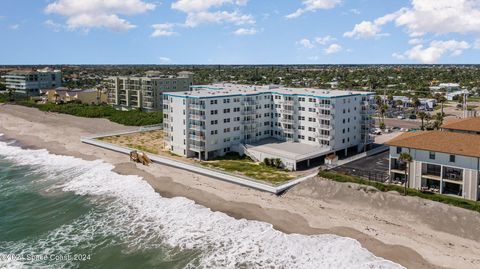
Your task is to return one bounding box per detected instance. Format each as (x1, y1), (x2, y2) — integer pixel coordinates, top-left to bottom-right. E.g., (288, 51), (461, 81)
(1, 104), (479, 269)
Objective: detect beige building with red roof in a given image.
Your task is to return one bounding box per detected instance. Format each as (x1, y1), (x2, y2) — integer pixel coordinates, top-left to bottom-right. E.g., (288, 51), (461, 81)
(386, 119), (480, 201)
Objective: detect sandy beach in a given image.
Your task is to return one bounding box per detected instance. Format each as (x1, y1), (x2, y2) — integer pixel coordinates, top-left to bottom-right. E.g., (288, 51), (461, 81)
(1, 104), (479, 269)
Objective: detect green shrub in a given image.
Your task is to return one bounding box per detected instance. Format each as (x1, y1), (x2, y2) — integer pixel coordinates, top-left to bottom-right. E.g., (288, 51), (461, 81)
(12, 101), (162, 126)
(318, 170), (480, 213)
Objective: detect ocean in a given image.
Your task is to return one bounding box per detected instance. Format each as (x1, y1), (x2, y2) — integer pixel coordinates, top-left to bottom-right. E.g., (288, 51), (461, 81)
(0, 134), (404, 269)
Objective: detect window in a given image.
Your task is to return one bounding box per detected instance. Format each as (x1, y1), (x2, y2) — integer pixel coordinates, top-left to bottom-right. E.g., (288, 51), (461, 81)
(211, 120), (218, 125)
(429, 151), (436, 160)
(396, 147), (402, 154)
(449, 155), (455, 163)
(210, 100), (217, 105)
(210, 110), (218, 115)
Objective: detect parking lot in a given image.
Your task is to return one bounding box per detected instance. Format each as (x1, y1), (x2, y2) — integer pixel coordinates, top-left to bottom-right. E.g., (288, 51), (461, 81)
(332, 150), (390, 182)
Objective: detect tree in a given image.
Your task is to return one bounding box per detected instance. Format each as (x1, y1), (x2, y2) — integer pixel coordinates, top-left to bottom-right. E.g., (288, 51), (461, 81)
(395, 99), (403, 109)
(432, 112), (444, 130)
(411, 96), (421, 114)
(417, 111), (427, 130)
(434, 93), (447, 115)
(399, 152), (412, 196)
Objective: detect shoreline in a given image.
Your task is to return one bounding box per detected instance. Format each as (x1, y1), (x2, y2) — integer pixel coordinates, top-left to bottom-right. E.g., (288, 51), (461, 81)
(2, 104), (480, 269)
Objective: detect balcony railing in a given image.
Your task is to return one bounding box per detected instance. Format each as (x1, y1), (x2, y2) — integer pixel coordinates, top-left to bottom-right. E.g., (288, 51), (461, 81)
(242, 100), (256, 106)
(189, 124), (205, 131)
(189, 144), (205, 151)
(280, 118), (295, 124)
(189, 114), (206, 121)
(241, 109), (256, 115)
(189, 134), (205, 141)
(190, 104), (205, 110)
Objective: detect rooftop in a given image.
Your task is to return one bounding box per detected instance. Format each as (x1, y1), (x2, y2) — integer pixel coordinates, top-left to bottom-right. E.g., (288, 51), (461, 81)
(165, 83), (374, 98)
(246, 138), (331, 161)
(441, 117), (480, 133)
(386, 131), (480, 158)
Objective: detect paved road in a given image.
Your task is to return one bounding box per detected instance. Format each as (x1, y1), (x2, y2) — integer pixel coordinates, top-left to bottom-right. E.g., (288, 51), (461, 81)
(375, 118), (421, 129)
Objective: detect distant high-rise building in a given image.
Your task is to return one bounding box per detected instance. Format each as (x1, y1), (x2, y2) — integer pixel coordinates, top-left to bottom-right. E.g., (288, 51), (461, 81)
(106, 71), (194, 112)
(2, 67), (62, 96)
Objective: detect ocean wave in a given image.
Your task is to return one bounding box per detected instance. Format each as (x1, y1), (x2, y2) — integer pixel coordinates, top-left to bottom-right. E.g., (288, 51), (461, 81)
(0, 141), (404, 269)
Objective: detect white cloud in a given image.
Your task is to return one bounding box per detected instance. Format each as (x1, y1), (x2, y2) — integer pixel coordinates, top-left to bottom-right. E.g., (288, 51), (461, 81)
(286, 0), (341, 19)
(346, 0), (480, 39)
(171, 0), (254, 27)
(297, 38), (315, 49)
(158, 57), (172, 64)
(475, 39), (480, 49)
(151, 24), (176, 37)
(343, 21), (381, 39)
(324, 43), (342, 54)
(184, 11), (254, 27)
(408, 38), (423, 45)
(233, 27), (257, 35)
(44, 0), (155, 31)
(314, 35), (336, 45)
(349, 8), (360, 15)
(8, 24), (19, 30)
(393, 39), (471, 63)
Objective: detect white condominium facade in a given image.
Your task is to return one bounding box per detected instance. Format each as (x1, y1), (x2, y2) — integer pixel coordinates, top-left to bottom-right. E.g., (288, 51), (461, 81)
(2, 68), (62, 96)
(163, 84), (375, 163)
(107, 71), (193, 112)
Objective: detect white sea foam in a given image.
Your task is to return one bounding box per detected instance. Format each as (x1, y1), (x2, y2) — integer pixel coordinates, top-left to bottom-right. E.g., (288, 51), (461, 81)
(0, 141), (405, 269)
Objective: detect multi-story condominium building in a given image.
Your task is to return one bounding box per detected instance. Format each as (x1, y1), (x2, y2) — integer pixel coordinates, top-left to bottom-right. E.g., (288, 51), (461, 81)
(387, 117), (480, 201)
(163, 84), (375, 170)
(2, 68), (62, 96)
(106, 71), (193, 111)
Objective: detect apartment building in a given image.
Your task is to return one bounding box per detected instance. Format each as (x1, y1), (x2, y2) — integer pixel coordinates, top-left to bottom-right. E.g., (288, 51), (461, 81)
(387, 117), (480, 201)
(163, 84), (375, 169)
(2, 67), (62, 96)
(106, 71), (193, 111)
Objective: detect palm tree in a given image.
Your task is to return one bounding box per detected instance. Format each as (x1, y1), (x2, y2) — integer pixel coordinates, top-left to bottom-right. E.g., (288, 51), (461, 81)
(411, 96), (421, 114)
(399, 152), (412, 196)
(434, 93), (447, 115)
(417, 111), (427, 130)
(432, 112), (444, 130)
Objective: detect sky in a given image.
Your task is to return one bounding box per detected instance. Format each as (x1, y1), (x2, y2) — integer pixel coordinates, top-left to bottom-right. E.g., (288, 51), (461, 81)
(0, 0), (479, 65)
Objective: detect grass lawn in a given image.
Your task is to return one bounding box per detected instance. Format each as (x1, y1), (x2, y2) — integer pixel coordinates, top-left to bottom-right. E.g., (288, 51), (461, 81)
(200, 156), (293, 184)
(318, 170), (480, 214)
(98, 133), (295, 184)
(98, 131), (165, 154)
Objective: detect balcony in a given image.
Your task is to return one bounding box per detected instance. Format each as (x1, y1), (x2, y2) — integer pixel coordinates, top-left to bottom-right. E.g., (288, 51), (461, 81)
(241, 109), (256, 115)
(284, 128), (296, 134)
(281, 109), (295, 114)
(189, 144), (205, 151)
(241, 100), (256, 106)
(315, 103), (332, 109)
(318, 124), (333, 130)
(189, 113), (206, 121)
(390, 159), (407, 173)
(190, 104), (205, 110)
(280, 118), (295, 124)
(282, 99), (296, 105)
(189, 124), (205, 131)
(422, 164), (441, 180)
(443, 167), (463, 182)
(189, 134), (205, 141)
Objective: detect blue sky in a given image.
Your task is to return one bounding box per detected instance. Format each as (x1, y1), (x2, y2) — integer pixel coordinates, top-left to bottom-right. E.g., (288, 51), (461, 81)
(0, 0), (479, 64)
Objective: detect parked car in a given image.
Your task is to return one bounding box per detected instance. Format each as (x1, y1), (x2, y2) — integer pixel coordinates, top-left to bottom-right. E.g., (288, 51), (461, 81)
(397, 115), (405, 119)
(409, 114), (417, 119)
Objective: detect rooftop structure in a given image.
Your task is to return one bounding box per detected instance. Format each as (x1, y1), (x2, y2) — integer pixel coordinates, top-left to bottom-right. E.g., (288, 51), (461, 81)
(163, 83), (375, 170)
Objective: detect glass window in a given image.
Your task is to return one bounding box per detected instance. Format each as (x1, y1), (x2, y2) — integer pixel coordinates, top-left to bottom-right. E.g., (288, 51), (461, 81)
(429, 151), (436, 160)
(449, 155), (455, 163)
